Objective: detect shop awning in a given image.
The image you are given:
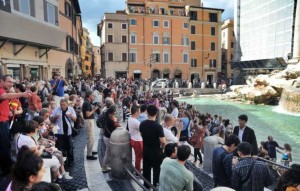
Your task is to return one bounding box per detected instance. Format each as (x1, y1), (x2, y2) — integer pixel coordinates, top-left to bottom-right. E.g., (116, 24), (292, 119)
(133, 70), (142, 74)
(232, 58), (287, 70)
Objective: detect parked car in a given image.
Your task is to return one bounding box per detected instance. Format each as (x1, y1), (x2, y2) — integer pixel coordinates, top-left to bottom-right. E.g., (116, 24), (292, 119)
(151, 79), (169, 88)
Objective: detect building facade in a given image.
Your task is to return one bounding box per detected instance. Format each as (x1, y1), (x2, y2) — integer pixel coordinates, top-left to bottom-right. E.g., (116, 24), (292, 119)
(0, 0), (82, 80)
(92, 46), (101, 76)
(98, 12), (129, 79)
(234, 0), (296, 61)
(221, 19), (234, 78)
(80, 28), (93, 76)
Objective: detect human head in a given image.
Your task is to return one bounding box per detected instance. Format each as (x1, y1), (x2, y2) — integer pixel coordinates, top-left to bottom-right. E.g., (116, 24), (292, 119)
(277, 164), (300, 191)
(23, 120), (39, 135)
(29, 182), (62, 191)
(32, 116), (44, 129)
(164, 114), (175, 128)
(12, 146), (45, 190)
(268, 136), (273, 142)
(140, 104), (147, 113)
(147, 105), (158, 117)
(177, 145), (191, 162)
(107, 105), (117, 116)
(164, 143), (177, 159)
(0, 75), (14, 91)
(14, 83), (26, 93)
(105, 97), (114, 107)
(30, 86), (38, 93)
(39, 108), (50, 121)
(237, 142), (251, 157)
(224, 134), (240, 152)
(85, 90), (94, 101)
(284, 143), (292, 151)
(60, 99), (68, 111)
(171, 100), (178, 109)
(238, 114), (248, 127)
(131, 106), (140, 117)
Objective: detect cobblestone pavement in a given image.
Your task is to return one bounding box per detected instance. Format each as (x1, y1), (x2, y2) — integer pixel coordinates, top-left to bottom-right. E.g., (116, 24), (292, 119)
(59, 128), (88, 191)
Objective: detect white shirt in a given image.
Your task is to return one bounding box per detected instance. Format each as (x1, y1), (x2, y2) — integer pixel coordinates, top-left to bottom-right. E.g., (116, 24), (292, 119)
(171, 108), (179, 118)
(238, 127), (245, 142)
(128, 117), (143, 141)
(17, 134), (36, 153)
(51, 106), (76, 136)
(163, 127), (178, 144)
(93, 90), (102, 104)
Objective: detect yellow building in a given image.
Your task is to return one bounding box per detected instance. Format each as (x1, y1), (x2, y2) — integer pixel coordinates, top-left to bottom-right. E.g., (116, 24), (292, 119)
(221, 19), (234, 78)
(80, 28), (93, 76)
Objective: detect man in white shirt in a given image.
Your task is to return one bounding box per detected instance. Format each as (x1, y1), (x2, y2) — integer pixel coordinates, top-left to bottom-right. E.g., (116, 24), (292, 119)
(163, 114), (182, 144)
(171, 100), (179, 118)
(128, 106), (143, 172)
(92, 87), (102, 105)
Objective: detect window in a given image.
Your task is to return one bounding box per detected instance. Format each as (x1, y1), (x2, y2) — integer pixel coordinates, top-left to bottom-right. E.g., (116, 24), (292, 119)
(232, 31), (234, 36)
(209, 13), (218, 22)
(190, 11), (197, 20)
(153, 20), (159, 27)
(66, 36), (74, 52)
(211, 27), (216, 36)
(222, 43), (225, 49)
(85, 56), (88, 61)
(210, 59), (217, 68)
(154, 53), (160, 62)
(163, 34), (170, 45)
(129, 52), (137, 62)
(163, 20), (169, 28)
(122, 35), (127, 43)
(108, 35), (113, 43)
(183, 52), (188, 63)
(65, 2), (73, 18)
(19, 0), (30, 15)
(191, 25), (196, 34)
(163, 52), (169, 63)
(108, 23), (113, 28)
(182, 36), (189, 46)
(191, 59), (197, 67)
(211, 42), (216, 51)
(122, 53), (127, 61)
(85, 65), (89, 70)
(108, 52), (113, 61)
(130, 33), (136, 44)
(153, 33), (159, 45)
(191, 41), (196, 50)
(231, 42), (234, 48)
(183, 23), (189, 29)
(122, 23), (127, 29)
(130, 19), (137, 25)
(46, 3), (55, 25)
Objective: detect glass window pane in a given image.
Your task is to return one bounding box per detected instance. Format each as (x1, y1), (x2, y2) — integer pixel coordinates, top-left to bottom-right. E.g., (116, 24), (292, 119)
(20, 0), (30, 15)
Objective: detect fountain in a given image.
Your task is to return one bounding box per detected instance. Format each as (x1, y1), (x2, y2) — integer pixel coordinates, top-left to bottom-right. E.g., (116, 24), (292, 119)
(229, 0), (300, 114)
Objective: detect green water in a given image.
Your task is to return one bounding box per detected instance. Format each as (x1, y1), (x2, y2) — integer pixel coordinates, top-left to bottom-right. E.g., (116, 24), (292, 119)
(178, 96), (300, 164)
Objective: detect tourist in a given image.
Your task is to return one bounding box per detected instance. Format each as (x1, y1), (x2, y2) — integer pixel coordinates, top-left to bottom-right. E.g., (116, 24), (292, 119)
(265, 136), (284, 162)
(170, 100), (179, 118)
(164, 143), (177, 159)
(50, 99), (76, 167)
(128, 106), (143, 173)
(276, 164), (300, 191)
(212, 134), (240, 187)
(122, 97), (131, 122)
(27, 86), (42, 120)
(50, 74), (67, 108)
(140, 105), (166, 188)
(233, 114), (258, 156)
(179, 111), (191, 145)
(137, 104), (148, 122)
(29, 182), (62, 191)
(192, 118), (206, 166)
(231, 142), (272, 191)
(159, 145), (194, 191)
(162, 114), (182, 144)
(277, 143), (293, 167)
(6, 146), (45, 191)
(82, 90), (99, 160)
(102, 105), (121, 172)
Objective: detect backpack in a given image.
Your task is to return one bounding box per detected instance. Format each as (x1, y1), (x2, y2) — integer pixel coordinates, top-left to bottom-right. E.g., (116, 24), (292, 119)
(97, 111), (107, 129)
(38, 87), (46, 102)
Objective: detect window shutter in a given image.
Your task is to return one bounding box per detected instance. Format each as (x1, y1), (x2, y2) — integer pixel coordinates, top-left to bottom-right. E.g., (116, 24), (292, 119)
(30, 0), (35, 17)
(43, 0), (48, 22)
(13, 0), (19, 11)
(54, 6), (58, 25)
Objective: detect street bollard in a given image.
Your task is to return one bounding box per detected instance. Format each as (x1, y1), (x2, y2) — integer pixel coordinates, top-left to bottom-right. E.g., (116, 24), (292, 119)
(110, 127), (132, 179)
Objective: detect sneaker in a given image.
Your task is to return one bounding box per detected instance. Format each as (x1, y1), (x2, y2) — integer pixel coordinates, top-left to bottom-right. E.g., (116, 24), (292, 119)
(102, 166), (111, 172)
(86, 155), (98, 160)
(63, 172), (73, 180)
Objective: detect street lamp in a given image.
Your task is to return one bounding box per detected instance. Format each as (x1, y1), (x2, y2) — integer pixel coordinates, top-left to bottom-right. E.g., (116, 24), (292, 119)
(144, 54), (156, 80)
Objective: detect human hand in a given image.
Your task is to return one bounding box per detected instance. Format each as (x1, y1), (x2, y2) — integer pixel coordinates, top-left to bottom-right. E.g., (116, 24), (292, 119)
(232, 156), (239, 165)
(22, 92), (32, 98)
(177, 122), (183, 131)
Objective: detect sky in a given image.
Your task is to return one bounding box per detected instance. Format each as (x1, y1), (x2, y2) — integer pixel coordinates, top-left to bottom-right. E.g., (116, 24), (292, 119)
(79, 0), (234, 46)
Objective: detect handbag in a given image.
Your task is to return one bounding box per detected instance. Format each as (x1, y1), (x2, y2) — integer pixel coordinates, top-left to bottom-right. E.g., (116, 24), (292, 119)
(189, 132), (198, 146)
(41, 151), (53, 159)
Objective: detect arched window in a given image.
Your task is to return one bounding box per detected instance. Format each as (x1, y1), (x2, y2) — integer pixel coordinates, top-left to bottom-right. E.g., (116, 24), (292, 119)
(153, 33), (159, 45)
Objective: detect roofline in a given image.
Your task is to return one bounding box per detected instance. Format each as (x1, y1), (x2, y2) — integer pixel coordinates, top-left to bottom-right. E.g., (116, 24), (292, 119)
(189, 6), (225, 13)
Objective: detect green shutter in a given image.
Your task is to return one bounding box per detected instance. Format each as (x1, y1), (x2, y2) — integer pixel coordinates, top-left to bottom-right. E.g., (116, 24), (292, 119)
(30, 0), (35, 17)
(13, 0), (19, 11)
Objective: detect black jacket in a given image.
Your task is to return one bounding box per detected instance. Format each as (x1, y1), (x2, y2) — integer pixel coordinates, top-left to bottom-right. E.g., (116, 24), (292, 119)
(233, 126), (258, 155)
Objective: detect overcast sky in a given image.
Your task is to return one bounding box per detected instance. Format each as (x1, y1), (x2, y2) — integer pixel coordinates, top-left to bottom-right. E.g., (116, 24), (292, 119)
(78, 0), (234, 46)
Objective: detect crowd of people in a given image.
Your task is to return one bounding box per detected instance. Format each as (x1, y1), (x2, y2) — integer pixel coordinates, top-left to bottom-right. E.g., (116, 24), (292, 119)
(0, 74), (299, 191)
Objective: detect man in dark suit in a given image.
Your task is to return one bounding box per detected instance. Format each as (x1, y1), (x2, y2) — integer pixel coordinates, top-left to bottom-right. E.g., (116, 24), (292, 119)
(233, 114), (258, 156)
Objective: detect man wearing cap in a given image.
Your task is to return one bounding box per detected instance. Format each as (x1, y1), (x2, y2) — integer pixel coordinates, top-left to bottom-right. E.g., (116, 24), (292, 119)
(50, 74), (68, 107)
(82, 90), (99, 160)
